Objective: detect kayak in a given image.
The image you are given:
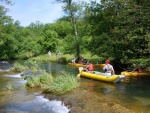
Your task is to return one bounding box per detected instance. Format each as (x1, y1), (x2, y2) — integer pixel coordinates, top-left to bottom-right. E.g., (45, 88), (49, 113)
(68, 63), (85, 67)
(93, 64), (105, 68)
(68, 63), (105, 68)
(121, 71), (150, 76)
(78, 67), (125, 83)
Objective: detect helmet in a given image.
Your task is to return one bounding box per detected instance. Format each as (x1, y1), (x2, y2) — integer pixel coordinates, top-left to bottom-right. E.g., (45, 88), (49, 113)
(105, 59), (110, 63)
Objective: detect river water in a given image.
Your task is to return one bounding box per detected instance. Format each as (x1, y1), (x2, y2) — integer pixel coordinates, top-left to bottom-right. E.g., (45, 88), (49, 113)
(0, 61), (150, 113)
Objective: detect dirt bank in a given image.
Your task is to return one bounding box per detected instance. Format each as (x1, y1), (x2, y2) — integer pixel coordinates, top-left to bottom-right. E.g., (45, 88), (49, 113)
(44, 87), (135, 113)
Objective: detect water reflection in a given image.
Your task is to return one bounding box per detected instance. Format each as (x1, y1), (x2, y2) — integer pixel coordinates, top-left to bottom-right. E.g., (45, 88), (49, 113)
(41, 62), (78, 76)
(0, 61), (10, 72)
(80, 75), (150, 112)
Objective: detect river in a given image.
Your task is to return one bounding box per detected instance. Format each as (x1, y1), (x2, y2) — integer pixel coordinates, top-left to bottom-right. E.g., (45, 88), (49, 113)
(0, 61), (150, 113)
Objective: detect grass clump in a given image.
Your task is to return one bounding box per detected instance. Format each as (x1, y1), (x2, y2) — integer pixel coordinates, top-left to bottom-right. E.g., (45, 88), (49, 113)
(43, 70), (80, 95)
(25, 71), (53, 88)
(6, 83), (13, 90)
(10, 62), (28, 72)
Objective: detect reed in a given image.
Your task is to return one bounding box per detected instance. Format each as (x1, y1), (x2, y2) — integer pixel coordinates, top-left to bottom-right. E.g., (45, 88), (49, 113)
(6, 83), (13, 90)
(43, 71), (80, 95)
(10, 60), (42, 73)
(25, 71), (53, 88)
(10, 62), (28, 72)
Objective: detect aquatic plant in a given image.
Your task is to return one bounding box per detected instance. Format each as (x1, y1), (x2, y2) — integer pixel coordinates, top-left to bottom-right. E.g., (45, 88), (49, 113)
(6, 83), (13, 90)
(10, 60), (43, 74)
(25, 71), (53, 88)
(26, 76), (42, 87)
(24, 60), (42, 73)
(39, 71), (53, 85)
(43, 71), (80, 95)
(10, 62), (27, 72)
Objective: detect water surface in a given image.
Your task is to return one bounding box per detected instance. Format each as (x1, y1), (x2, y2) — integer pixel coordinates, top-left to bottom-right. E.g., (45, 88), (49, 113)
(0, 61), (150, 113)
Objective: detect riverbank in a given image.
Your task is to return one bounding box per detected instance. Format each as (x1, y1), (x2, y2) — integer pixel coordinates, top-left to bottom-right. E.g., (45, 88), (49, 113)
(44, 87), (135, 113)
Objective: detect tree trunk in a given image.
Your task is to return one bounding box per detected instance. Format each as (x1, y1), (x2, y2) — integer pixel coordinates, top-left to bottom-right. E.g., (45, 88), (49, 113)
(69, 0), (80, 59)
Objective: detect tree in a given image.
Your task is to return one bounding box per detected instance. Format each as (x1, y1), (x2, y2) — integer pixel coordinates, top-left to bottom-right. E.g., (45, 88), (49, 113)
(56, 0), (85, 59)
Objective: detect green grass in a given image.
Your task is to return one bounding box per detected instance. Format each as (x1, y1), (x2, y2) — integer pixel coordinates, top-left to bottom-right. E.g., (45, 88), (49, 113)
(43, 71), (80, 95)
(29, 52), (101, 64)
(25, 71), (53, 88)
(25, 70), (80, 95)
(10, 62), (28, 72)
(6, 83), (13, 90)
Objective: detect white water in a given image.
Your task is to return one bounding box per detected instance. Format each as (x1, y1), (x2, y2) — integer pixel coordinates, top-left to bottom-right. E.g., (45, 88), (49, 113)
(5, 96), (70, 113)
(2, 72), (70, 113)
(4, 72), (23, 78)
(0, 69), (9, 72)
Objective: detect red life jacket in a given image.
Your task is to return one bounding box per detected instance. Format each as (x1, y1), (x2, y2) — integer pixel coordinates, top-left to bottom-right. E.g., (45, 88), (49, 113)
(88, 64), (94, 71)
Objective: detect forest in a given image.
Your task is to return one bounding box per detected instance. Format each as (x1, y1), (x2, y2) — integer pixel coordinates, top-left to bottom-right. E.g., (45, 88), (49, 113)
(0, 0), (150, 70)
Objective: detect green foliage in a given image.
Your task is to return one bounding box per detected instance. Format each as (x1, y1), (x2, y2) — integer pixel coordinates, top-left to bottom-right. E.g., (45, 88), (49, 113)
(43, 71), (80, 95)
(62, 34), (76, 54)
(127, 58), (150, 70)
(0, 0), (149, 69)
(84, 0), (150, 65)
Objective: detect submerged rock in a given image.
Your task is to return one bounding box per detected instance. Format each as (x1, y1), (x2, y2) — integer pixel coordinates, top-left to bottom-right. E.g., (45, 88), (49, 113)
(43, 88), (135, 113)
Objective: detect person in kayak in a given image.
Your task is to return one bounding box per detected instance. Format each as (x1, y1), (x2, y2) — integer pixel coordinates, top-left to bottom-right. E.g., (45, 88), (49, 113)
(86, 61), (94, 71)
(133, 66), (143, 72)
(103, 59), (115, 76)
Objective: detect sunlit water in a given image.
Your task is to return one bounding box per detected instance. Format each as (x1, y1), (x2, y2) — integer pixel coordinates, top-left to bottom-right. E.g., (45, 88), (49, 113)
(0, 61), (150, 113)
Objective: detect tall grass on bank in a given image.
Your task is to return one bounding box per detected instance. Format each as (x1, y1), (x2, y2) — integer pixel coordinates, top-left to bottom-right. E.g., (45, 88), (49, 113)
(43, 71), (80, 95)
(25, 71), (53, 88)
(29, 52), (100, 64)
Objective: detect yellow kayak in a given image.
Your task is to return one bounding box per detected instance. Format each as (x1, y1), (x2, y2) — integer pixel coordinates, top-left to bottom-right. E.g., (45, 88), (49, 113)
(93, 64), (105, 68)
(68, 63), (105, 68)
(68, 63), (85, 67)
(78, 68), (125, 83)
(121, 71), (150, 76)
